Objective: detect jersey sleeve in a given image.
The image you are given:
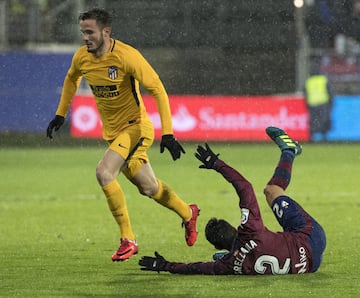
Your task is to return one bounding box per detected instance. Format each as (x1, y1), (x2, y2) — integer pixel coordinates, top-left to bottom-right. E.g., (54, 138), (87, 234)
(164, 258), (233, 275)
(213, 159), (264, 231)
(55, 51), (83, 117)
(213, 160), (258, 210)
(124, 48), (173, 135)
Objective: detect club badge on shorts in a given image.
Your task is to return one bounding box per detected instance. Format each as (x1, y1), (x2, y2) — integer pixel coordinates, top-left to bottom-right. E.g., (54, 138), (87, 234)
(108, 66), (118, 80)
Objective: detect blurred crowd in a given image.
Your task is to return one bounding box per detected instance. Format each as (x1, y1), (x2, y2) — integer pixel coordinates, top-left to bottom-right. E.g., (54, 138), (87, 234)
(5, 0), (360, 54)
(3, 0), (360, 94)
(305, 0), (360, 55)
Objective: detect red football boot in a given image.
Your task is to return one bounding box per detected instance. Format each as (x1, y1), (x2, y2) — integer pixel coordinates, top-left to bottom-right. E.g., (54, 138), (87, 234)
(182, 204), (200, 246)
(112, 238), (138, 261)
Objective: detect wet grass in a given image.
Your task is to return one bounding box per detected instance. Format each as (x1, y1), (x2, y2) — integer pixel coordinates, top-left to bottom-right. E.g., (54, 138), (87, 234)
(0, 141), (359, 297)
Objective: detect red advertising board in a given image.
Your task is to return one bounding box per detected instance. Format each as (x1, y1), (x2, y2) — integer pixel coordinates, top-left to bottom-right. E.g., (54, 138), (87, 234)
(71, 94), (309, 141)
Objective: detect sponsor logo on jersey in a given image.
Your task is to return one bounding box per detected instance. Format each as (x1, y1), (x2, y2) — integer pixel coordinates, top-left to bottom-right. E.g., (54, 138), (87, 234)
(90, 85), (119, 98)
(295, 246), (308, 274)
(108, 66), (118, 80)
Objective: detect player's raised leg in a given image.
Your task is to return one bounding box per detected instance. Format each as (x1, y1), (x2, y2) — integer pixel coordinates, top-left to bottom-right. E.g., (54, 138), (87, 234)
(151, 179), (200, 246)
(129, 159), (200, 247)
(266, 126), (302, 156)
(264, 127), (301, 206)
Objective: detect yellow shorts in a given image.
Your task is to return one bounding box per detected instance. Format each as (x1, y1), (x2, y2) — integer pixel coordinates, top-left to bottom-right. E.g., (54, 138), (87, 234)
(108, 119), (154, 179)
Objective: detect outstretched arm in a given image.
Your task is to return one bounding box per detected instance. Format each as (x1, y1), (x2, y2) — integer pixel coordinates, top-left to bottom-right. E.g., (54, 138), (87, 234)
(139, 251), (232, 275)
(194, 143), (254, 205)
(194, 144), (263, 227)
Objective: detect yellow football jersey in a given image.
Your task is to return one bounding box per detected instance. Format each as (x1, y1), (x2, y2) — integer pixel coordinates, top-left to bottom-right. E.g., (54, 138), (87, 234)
(56, 38), (173, 141)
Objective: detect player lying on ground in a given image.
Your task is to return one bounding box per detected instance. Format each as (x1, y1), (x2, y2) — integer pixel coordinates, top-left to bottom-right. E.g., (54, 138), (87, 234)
(139, 126), (326, 275)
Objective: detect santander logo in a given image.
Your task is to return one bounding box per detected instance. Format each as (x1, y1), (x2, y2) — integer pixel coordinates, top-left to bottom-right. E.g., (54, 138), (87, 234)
(71, 94), (309, 140)
(172, 106), (198, 131)
(148, 105), (197, 132)
(148, 105), (307, 132)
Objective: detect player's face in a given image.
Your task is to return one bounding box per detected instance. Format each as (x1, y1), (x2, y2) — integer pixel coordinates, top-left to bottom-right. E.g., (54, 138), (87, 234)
(80, 19), (110, 56)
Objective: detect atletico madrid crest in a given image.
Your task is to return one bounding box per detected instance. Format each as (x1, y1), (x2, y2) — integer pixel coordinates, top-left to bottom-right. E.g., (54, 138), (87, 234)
(108, 66), (118, 80)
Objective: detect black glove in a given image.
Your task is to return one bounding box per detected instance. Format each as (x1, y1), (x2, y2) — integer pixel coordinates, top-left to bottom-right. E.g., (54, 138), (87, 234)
(195, 143), (219, 169)
(46, 115), (65, 139)
(139, 251), (168, 273)
(213, 251), (228, 260)
(160, 134), (185, 160)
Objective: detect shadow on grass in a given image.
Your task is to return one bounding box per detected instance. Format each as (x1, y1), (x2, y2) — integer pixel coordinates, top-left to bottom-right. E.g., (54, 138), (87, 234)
(95, 270), (335, 297)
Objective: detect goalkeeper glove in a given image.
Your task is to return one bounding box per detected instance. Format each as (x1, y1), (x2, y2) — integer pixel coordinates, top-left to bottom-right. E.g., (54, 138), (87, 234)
(195, 143), (219, 169)
(46, 115), (65, 139)
(139, 251), (168, 273)
(160, 134), (185, 160)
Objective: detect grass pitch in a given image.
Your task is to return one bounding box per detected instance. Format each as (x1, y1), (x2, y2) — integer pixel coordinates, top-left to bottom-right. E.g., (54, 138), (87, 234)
(0, 141), (359, 297)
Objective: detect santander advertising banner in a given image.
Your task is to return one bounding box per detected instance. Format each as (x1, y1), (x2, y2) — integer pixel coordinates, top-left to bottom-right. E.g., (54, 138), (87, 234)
(71, 94), (309, 141)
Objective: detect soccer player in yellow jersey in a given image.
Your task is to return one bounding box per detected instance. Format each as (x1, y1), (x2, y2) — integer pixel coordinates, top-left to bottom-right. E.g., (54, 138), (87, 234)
(46, 8), (200, 261)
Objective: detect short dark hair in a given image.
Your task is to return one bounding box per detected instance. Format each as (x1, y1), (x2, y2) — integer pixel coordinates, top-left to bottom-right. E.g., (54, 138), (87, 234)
(78, 8), (112, 28)
(205, 218), (237, 251)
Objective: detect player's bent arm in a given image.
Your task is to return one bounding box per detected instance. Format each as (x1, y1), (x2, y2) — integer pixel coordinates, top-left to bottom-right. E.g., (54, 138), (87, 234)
(55, 50), (83, 117)
(55, 73), (82, 117)
(146, 81), (173, 135)
(126, 49), (173, 135)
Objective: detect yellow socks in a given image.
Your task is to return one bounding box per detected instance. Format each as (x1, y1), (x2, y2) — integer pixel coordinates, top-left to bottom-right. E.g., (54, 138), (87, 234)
(102, 179), (191, 240)
(151, 179), (191, 221)
(102, 180), (135, 240)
